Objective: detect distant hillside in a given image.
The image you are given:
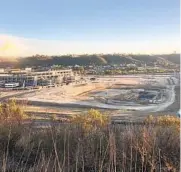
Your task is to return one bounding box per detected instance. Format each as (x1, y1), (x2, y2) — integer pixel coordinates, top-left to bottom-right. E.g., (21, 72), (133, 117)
(0, 54), (180, 68)
(0, 57), (18, 68)
(158, 54), (180, 64)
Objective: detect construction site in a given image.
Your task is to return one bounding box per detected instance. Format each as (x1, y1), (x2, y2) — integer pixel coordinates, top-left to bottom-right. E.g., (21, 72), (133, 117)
(0, 66), (180, 123)
(0, 73), (175, 113)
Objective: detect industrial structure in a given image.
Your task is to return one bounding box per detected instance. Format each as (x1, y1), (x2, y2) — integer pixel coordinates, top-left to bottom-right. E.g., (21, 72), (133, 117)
(0, 68), (74, 87)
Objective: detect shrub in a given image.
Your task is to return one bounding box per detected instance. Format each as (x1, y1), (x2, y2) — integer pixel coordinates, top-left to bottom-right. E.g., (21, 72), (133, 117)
(145, 115), (180, 131)
(70, 109), (109, 131)
(0, 99), (28, 124)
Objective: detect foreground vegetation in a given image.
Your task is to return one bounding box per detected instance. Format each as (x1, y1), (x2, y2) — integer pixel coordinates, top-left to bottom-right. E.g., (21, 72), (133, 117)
(0, 101), (180, 171)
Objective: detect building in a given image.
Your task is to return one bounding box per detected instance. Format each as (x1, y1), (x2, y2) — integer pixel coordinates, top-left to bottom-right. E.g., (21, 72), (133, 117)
(0, 69), (74, 87)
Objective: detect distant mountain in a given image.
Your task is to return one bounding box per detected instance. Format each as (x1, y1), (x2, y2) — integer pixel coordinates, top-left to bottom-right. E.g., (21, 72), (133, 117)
(0, 54), (180, 68)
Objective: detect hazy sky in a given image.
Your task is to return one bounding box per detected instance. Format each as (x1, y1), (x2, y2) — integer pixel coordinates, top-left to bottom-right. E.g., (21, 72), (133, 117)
(0, 0), (180, 56)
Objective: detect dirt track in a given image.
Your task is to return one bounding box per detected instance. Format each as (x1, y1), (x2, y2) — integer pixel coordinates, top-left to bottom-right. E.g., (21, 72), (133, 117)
(163, 86), (180, 112)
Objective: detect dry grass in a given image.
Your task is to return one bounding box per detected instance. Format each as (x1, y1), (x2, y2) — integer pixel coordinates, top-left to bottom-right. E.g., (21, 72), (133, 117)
(0, 99), (28, 124)
(0, 103), (180, 172)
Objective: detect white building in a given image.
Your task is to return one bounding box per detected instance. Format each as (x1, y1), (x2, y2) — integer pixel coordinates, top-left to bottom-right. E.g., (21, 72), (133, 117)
(0, 69), (74, 86)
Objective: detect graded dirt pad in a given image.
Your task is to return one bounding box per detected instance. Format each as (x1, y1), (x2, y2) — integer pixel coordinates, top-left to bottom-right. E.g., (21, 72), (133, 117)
(17, 82), (108, 101)
(15, 75), (177, 110)
(15, 77), (141, 103)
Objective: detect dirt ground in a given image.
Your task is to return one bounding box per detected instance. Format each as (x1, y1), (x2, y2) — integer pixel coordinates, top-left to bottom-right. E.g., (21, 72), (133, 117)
(24, 84), (180, 124)
(1, 75), (179, 124)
